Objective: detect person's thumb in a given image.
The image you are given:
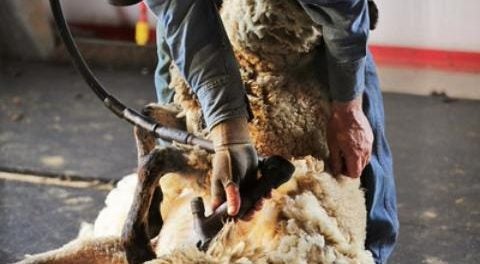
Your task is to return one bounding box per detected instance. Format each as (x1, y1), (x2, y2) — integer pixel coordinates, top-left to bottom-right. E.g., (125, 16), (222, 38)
(225, 183), (241, 216)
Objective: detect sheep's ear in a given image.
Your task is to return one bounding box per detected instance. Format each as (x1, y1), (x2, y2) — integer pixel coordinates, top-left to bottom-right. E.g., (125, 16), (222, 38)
(368, 0), (379, 30)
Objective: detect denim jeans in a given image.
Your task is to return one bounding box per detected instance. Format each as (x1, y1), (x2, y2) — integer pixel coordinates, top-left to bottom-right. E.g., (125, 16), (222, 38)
(313, 45), (399, 263)
(147, 0), (398, 262)
(361, 51), (399, 263)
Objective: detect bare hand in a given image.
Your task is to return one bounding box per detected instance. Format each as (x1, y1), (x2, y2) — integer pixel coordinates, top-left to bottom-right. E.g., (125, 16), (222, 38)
(327, 96), (373, 178)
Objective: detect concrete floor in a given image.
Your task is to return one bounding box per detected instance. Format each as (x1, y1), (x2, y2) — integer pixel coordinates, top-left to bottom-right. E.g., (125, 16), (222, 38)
(0, 178), (108, 262)
(378, 66), (480, 100)
(0, 61), (479, 263)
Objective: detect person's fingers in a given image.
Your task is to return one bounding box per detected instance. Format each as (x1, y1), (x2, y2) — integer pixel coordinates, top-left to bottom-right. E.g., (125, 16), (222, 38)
(225, 183), (241, 216)
(210, 179), (225, 211)
(362, 149), (371, 171)
(329, 144), (342, 176)
(345, 153), (363, 178)
(357, 145), (372, 175)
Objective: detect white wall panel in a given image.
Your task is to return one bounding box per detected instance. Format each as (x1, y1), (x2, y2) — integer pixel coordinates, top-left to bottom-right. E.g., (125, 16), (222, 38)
(370, 0), (480, 52)
(43, 0), (480, 52)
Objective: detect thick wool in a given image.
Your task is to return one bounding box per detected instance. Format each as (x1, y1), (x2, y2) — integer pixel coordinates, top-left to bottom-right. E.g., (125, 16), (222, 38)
(20, 155), (372, 264)
(171, 0), (330, 159)
(146, 156), (373, 264)
(19, 0), (373, 263)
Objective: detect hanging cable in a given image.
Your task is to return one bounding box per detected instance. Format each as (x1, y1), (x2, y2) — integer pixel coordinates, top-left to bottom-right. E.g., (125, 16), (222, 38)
(49, 0), (214, 152)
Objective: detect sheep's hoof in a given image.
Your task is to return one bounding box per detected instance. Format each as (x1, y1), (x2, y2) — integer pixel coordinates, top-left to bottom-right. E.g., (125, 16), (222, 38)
(123, 240), (156, 264)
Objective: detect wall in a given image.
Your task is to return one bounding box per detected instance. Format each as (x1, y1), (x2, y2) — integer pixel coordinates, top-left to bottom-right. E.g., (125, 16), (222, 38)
(42, 0), (480, 53)
(1, 0), (54, 60)
(370, 0), (480, 52)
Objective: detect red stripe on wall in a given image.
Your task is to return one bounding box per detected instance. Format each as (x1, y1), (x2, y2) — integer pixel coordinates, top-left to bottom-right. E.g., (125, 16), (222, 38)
(70, 23), (156, 44)
(370, 45), (480, 73)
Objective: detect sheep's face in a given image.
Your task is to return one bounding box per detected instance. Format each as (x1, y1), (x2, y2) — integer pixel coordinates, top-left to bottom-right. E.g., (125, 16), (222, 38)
(221, 0), (322, 60)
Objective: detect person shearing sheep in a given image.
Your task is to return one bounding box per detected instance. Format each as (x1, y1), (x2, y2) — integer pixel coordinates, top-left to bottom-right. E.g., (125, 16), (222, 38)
(146, 0), (399, 263)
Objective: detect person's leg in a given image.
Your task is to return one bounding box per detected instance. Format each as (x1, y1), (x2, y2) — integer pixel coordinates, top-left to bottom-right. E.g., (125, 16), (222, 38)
(154, 20), (174, 105)
(361, 50), (399, 263)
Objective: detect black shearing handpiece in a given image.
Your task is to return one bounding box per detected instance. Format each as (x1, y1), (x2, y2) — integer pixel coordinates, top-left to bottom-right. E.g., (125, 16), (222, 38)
(191, 155), (295, 251)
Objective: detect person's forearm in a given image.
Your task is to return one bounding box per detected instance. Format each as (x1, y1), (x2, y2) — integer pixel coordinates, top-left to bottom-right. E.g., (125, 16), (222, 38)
(323, 0), (369, 102)
(146, 0), (250, 130)
(298, 0), (369, 102)
(327, 57), (366, 102)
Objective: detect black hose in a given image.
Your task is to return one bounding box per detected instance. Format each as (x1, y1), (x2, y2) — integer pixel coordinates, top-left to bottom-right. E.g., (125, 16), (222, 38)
(49, 0), (214, 152)
(50, 0), (136, 121)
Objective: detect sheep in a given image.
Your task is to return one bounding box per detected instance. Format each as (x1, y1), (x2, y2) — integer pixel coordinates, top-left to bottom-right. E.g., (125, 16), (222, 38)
(19, 148), (372, 264)
(18, 0), (374, 263)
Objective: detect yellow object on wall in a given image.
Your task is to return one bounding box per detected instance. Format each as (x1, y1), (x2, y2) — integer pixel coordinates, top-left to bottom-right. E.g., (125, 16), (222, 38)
(135, 21), (149, 46)
(135, 2), (149, 46)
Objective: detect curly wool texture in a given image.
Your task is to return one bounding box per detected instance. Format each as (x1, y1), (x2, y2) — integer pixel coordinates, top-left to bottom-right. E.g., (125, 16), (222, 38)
(171, 0), (330, 159)
(84, 156), (373, 264)
(20, 156), (373, 264)
(149, 157), (372, 263)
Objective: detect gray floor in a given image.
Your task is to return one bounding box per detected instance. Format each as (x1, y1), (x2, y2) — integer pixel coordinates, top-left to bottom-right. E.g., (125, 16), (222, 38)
(385, 93), (480, 263)
(0, 179), (108, 263)
(0, 62), (156, 180)
(1, 62), (479, 263)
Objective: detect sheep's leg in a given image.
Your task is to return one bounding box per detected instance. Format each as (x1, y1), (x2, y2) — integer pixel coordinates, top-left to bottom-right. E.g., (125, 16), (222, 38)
(17, 237), (125, 264)
(146, 186), (163, 238)
(122, 146), (188, 264)
(134, 121), (156, 164)
(134, 104), (186, 239)
(122, 104), (189, 264)
(134, 104), (186, 164)
(134, 122), (163, 239)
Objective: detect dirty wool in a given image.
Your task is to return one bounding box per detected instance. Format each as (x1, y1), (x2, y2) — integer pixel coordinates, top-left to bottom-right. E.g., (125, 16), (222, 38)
(20, 0), (373, 263)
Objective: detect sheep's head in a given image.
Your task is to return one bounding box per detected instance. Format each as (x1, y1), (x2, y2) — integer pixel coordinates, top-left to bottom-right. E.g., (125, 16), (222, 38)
(221, 0), (322, 67)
